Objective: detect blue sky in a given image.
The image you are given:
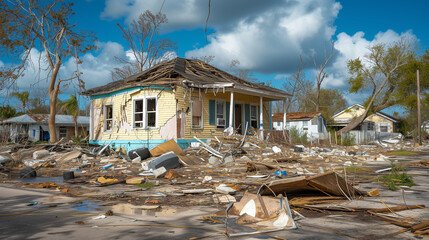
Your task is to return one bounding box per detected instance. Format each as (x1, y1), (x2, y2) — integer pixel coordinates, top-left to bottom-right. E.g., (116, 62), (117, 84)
(4, 0), (428, 114)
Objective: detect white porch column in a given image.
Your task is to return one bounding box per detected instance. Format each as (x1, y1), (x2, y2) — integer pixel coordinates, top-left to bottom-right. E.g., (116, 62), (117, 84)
(89, 99), (93, 141)
(229, 90), (234, 128)
(283, 98), (287, 130)
(259, 96), (264, 139)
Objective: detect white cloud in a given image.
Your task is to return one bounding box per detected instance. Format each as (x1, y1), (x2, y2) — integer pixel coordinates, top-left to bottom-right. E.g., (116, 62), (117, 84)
(12, 41), (179, 95)
(184, 0), (342, 73)
(322, 30), (418, 90)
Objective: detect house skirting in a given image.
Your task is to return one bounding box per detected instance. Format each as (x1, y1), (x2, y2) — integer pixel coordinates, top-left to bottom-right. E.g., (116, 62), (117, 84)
(90, 138), (207, 153)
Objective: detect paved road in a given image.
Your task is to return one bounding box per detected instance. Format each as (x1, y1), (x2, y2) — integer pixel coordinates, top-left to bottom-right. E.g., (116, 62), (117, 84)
(1, 155), (429, 240)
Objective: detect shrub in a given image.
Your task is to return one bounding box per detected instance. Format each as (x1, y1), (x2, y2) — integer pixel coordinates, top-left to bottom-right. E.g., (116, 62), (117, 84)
(289, 126), (308, 144)
(379, 163), (416, 190)
(341, 133), (355, 146)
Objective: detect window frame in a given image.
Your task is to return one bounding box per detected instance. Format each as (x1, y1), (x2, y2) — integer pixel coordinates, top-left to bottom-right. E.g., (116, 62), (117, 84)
(132, 95), (158, 129)
(250, 103), (258, 129)
(103, 103), (113, 132)
(191, 97), (204, 129)
(59, 126), (67, 138)
(302, 120), (308, 130)
(215, 99), (226, 128)
(379, 122), (389, 132)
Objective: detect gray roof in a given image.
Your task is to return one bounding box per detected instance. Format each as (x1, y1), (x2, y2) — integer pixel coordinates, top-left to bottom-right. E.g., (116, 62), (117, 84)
(2, 114), (89, 126)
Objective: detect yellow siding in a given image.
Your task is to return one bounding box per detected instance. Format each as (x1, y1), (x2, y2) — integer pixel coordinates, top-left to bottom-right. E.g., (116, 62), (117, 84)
(334, 106), (365, 120)
(91, 86), (274, 142)
(91, 88), (177, 141)
(366, 114), (394, 132)
(334, 105), (395, 132)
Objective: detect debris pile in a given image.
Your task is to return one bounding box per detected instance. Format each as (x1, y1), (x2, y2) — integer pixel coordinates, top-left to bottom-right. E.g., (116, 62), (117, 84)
(0, 135), (428, 239)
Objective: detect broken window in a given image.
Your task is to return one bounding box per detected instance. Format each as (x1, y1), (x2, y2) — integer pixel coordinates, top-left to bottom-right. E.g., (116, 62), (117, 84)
(59, 126), (67, 138)
(146, 98), (156, 128)
(134, 99), (144, 128)
(133, 97), (157, 128)
(250, 105), (258, 129)
(215, 100), (225, 128)
(192, 98), (203, 128)
(104, 104), (113, 131)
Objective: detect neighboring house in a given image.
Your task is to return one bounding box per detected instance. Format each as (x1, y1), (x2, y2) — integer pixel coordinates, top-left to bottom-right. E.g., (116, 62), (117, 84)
(272, 112), (328, 139)
(330, 104), (399, 133)
(1, 114), (89, 142)
(82, 57), (291, 152)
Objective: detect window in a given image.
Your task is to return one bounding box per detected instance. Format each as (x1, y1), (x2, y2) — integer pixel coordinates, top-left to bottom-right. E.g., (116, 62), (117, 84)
(303, 121), (308, 130)
(191, 98), (203, 128)
(367, 121), (375, 131)
(379, 123), (389, 132)
(286, 122), (290, 128)
(134, 99), (144, 128)
(250, 105), (258, 129)
(146, 98), (156, 127)
(215, 100), (225, 128)
(104, 104), (113, 131)
(59, 126), (67, 138)
(133, 97), (157, 129)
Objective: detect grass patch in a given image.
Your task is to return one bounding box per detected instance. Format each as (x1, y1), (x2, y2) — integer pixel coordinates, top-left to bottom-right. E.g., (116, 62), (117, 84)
(386, 150), (418, 156)
(137, 182), (155, 190)
(345, 166), (373, 173)
(379, 164), (416, 190)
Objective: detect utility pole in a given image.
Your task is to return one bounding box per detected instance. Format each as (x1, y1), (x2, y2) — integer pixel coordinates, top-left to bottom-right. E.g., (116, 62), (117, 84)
(417, 70), (422, 145)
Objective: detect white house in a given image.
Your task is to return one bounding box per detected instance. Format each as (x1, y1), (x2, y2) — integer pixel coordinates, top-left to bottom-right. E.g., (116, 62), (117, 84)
(272, 112), (328, 140)
(1, 114), (89, 142)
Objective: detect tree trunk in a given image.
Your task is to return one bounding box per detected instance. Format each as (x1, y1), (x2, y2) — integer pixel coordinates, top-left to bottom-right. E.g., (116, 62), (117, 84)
(338, 73), (392, 134)
(74, 117), (78, 138)
(48, 93), (57, 143)
(316, 83), (321, 112)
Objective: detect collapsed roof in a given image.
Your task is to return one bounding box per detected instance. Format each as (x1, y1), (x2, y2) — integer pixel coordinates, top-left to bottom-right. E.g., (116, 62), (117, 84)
(82, 57), (291, 101)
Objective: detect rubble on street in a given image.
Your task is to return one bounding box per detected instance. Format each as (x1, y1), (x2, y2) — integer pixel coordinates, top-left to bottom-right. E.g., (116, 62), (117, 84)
(1, 135), (429, 239)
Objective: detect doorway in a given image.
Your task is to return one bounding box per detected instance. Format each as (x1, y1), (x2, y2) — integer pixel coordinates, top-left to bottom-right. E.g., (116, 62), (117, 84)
(234, 104), (243, 134)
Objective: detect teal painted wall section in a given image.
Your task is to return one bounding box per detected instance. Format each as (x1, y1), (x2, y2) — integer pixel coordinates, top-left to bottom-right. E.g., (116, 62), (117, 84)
(90, 138), (207, 153)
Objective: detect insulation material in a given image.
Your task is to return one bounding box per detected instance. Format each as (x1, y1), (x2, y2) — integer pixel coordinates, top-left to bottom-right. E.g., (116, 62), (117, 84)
(159, 115), (177, 140)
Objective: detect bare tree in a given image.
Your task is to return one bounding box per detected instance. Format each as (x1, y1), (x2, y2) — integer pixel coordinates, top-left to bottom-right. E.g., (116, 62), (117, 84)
(229, 59), (258, 83)
(282, 56), (310, 112)
(313, 41), (336, 111)
(339, 39), (413, 134)
(191, 55), (215, 64)
(0, 0), (96, 143)
(112, 10), (177, 81)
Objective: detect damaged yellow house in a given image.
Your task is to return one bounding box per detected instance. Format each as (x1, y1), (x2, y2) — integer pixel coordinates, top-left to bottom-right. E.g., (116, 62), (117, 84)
(82, 58), (291, 152)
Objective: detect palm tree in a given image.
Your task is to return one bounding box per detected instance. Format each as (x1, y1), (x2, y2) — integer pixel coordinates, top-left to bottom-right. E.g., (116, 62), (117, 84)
(58, 94), (79, 138)
(12, 91), (30, 113)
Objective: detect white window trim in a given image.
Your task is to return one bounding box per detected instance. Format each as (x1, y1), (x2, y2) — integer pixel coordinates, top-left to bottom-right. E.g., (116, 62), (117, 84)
(250, 103), (259, 127)
(191, 98), (204, 129)
(302, 120), (309, 130)
(215, 98), (226, 128)
(132, 95), (158, 129)
(103, 103), (113, 132)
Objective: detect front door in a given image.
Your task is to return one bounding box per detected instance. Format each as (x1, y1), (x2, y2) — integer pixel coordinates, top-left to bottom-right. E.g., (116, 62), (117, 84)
(234, 104), (243, 134)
